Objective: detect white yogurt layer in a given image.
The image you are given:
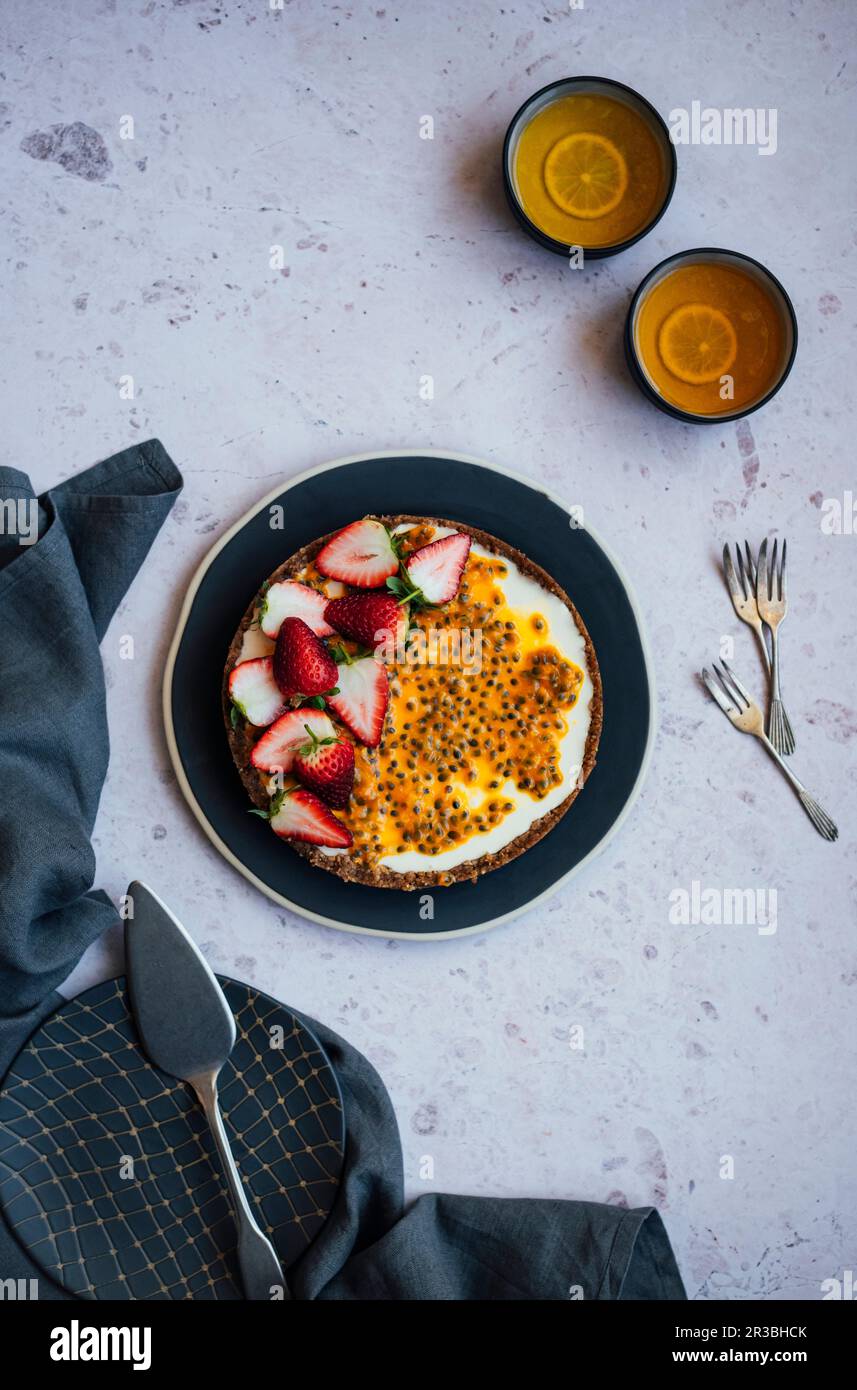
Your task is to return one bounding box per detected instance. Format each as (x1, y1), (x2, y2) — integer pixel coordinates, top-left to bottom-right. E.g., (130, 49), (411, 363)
(379, 539), (595, 874)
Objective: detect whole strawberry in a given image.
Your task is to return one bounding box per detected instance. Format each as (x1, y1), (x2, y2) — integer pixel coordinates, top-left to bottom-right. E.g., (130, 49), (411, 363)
(273, 616), (339, 698)
(324, 593), (408, 652)
(293, 723), (355, 808)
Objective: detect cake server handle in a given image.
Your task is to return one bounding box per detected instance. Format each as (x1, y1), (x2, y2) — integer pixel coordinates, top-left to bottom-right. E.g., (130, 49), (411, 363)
(191, 1071), (289, 1301)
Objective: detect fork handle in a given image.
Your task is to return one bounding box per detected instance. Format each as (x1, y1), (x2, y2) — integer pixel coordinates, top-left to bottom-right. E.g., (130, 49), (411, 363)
(758, 736), (838, 841)
(766, 629), (796, 755)
(769, 626), (782, 702)
(754, 622), (771, 673)
(761, 734), (804, 793)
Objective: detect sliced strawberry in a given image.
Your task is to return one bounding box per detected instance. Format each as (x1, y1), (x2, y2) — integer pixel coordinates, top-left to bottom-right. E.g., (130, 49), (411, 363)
(270, 787), (353, 848)
(324, 593), (408, 652)
(238, 626), (275, 662)
(293, 723), (355, 808)
(327, 656), (389, 746)
(251, 708), (337, 773)
(260, 580), (334, 639)
(273, 616), (339, 698)
(404, 532), (471, 604)
(228, 658), (286, 728)
(315, 518), (399, 589)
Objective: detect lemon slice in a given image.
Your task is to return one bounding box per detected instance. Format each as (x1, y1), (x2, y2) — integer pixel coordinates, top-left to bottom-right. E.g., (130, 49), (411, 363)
(543, 132), (629, 220)
(658, 302), (738, 385)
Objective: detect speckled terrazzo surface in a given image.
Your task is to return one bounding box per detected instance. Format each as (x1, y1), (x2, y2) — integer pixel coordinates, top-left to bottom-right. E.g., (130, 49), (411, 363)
(2, 0), (855, 1300)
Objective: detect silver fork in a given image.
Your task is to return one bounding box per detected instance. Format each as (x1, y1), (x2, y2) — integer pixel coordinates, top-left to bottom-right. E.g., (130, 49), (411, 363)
(701, 659), (837, 840)
(755, 537), (796, 756)
(723, 540), (796, 755)
(723, 540), (771, 669)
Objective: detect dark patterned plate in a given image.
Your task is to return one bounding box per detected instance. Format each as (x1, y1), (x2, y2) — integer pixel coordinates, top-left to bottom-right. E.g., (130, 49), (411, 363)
(0, 977), (344, 1300)
(164, 451), (654, 938)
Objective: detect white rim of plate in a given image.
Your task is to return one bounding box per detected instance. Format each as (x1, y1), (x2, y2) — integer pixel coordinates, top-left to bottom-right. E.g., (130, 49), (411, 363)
(162, 449), (657, 941)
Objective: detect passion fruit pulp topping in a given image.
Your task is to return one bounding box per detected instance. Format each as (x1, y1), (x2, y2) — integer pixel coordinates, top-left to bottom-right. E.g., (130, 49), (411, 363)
(333, 544), (584, 872)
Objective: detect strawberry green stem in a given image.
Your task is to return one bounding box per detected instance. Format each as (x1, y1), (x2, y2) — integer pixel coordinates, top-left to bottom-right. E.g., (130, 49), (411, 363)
(300, 723), (337, 755)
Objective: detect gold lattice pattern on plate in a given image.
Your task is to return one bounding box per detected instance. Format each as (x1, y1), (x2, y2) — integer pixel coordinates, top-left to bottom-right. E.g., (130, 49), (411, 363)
(0, 977), (344, 1299)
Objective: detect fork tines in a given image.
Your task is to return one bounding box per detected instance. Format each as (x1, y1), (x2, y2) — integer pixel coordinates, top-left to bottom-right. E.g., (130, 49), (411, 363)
(723, 540), (760, 599)
(757, 535), (788, 605)
(703, 660), (754, 719)
(718, 659), (752, 707)
(701, 666), (734, 718)
(702, 664), (738, 717)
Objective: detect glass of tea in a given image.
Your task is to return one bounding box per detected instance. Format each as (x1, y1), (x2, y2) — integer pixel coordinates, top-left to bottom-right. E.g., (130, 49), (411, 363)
(625, 249), (798, 422)
(503, 76), (676, 259)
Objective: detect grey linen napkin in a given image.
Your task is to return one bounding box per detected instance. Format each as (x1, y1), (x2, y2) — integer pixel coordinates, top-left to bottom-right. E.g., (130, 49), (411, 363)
(0, 442), (685, 1301)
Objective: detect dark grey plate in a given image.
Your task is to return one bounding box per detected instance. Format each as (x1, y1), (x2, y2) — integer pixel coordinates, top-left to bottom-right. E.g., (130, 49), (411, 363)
(0, 977), (344, 1300)
(164, 451), (654, 938)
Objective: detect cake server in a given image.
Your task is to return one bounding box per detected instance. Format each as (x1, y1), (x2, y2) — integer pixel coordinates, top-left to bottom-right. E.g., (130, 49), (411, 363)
(124, 880), (287, 1300)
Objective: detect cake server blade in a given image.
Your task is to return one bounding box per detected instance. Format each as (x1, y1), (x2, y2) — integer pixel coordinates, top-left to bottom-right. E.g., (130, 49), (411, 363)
(125, 880), (286, 1300)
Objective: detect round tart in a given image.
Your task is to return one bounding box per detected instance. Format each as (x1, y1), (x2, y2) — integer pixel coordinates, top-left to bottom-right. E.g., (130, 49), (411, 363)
(223, 516), (602, 890)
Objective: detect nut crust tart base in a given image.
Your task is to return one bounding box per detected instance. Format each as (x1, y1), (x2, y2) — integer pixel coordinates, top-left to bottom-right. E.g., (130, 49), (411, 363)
(224, 517), (602, 890)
